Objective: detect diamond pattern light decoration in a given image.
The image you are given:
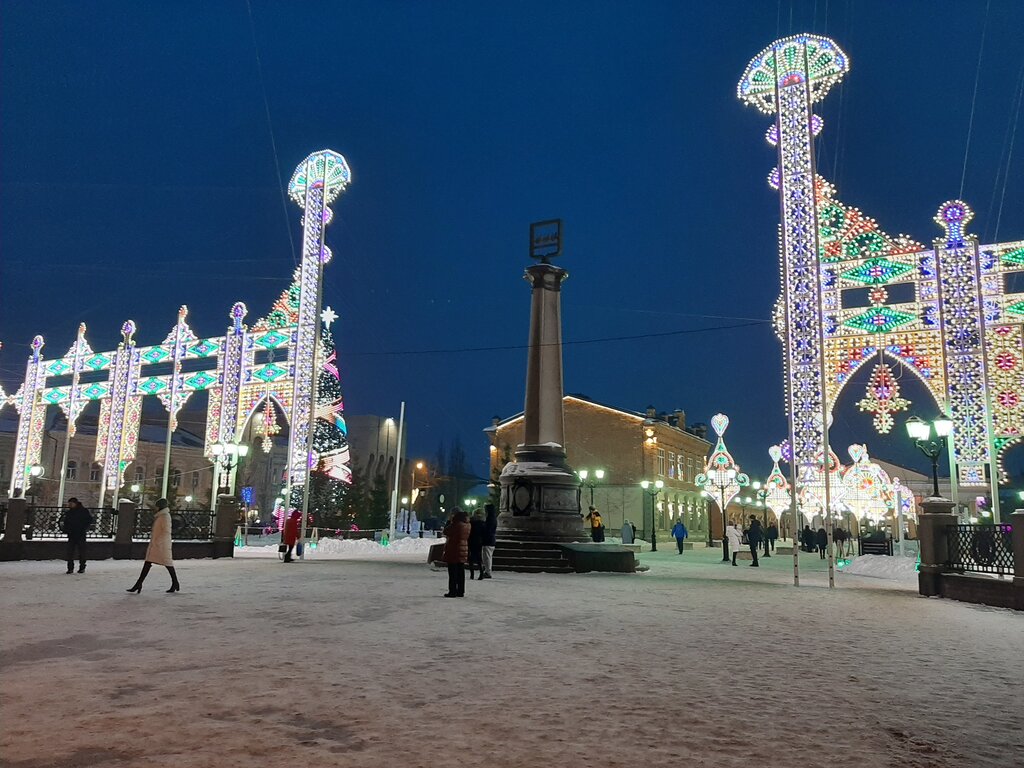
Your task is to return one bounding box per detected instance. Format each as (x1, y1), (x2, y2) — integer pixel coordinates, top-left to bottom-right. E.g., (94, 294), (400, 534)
(141, 347), (170, 364)
(184, 371), (217, 390)
(188, 339), (220, 358)
(839, 256), (914, 285)
(254, 330), (290, 350)
(843, 307), (916, 334)
(137, 377), (168, 395)
(252, 363), (287, 383)
(84, 354), (112, 371)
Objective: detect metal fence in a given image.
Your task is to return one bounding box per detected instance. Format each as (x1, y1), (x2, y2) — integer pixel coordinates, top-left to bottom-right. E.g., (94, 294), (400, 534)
(946, 524), (1015, 576)
(21, 506), (118, 539)
(134, 508), (215, 540)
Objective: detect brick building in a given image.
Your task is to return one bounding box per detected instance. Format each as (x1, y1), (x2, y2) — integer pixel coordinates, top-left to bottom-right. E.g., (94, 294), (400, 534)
(485, 395), (713, 540)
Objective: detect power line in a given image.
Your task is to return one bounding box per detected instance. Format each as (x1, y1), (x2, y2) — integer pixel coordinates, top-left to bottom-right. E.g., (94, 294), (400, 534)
(959, 0), (990, 200)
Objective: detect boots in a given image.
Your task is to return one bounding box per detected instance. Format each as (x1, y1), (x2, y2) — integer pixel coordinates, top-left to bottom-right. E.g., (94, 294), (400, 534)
(66, 562), (75, 575)
(731, 553), (738, 566)
(166, 567), (180, 593)
(127, 562), (152, 593)
(77, 562), (86, 574)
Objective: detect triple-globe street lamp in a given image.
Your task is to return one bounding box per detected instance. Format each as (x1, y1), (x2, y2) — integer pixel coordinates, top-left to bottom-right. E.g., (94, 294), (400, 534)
(578, 468), (606, 507)
(904, 416), (953, 498)
(211, 441), (250, 497)
(640, 479), (664, 552)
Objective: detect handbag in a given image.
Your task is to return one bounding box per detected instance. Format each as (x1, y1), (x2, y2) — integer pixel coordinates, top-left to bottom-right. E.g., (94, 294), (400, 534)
(277, 543), (287, 553)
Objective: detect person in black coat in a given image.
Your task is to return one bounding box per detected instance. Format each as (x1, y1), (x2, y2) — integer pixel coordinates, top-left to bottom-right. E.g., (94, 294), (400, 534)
(467, 510), (485, 580)
(480, 503), (497, 579)
(766, 522), (779, 554)
(746, 516), (763, 567)
(62, 498), (93, 574)
(801, 525), (815, 552)
(816, 526), (828, 559)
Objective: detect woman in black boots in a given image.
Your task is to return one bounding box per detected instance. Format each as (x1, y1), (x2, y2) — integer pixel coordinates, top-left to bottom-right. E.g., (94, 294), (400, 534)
(127, 498), (179, 593)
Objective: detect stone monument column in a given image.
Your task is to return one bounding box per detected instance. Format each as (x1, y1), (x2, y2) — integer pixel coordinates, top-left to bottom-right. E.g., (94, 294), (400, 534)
(498, 227), (585, 543)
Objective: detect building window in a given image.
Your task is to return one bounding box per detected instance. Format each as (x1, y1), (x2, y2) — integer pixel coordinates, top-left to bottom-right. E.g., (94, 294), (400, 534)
(668, 452), (676, 479)
(171, 469), (182, 489)
(66, 460), (77, 480)
(0, 459), (7, 484)
(90, 463), (101, 482)
(687, 456), (694, 483)
(192, 472), (200, 490)
(657, 448), (665, 476)
(135, 465), (145, 483)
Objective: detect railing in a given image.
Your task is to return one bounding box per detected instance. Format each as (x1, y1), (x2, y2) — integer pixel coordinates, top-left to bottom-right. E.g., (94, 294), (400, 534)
(134, 508), (215, 540)
(858, 535), (894, 556)
(22, 506), (118, 539)
(946, 524), (1015, 576)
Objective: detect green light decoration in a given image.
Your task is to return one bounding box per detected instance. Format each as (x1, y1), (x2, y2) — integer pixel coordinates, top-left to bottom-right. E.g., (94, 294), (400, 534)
(839, 256), (915, 285)
(842, 306), (916, 334)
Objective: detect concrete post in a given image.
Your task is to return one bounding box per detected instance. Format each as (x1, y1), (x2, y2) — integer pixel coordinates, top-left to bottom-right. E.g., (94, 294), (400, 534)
(113, 500), (136, 559)
(213, 496), (237, 558)
(917, 496), (956, 597)
(522, 264), (567, 448)
(2, 497), (27, 544)
(1011, 510), (1024, 591)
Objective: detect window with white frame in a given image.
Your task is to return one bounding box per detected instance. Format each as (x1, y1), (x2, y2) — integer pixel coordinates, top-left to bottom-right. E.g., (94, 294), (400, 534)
(135, 465), (145, 483)
(668, 452), (676, 478)
(66, 460), (77, 480)
(90, 463), (101, 482)
(657, 448), (666, 476)
(171, 469), (182, 489)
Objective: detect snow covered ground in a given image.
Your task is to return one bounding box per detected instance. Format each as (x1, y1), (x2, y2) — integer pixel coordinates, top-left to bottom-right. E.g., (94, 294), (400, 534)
(2, 546), (1021, 768)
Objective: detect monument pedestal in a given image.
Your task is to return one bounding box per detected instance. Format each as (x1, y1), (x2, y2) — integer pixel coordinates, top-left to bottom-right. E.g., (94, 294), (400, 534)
(497, 444), (588, 543)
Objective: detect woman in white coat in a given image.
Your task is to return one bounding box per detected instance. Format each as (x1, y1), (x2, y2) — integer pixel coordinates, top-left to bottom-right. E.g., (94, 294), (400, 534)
(725, 520), (743, 567)
(127, 498), (179, 593)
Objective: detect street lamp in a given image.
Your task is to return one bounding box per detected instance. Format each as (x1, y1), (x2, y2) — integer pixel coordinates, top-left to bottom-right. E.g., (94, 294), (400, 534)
(464, 497), (477, 511)
(184, 495), (193, 505)
(640, 479), (664, 552)
(578, 468), (606, 507)
(905, 416), (952, 498)
(131, 483), (143, 506)
(211, 441), (250, 496)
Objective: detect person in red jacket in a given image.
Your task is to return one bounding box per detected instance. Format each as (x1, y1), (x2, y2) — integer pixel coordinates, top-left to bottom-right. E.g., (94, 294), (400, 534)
(283, 510), (302, 563)
(442, 508), (471, 597)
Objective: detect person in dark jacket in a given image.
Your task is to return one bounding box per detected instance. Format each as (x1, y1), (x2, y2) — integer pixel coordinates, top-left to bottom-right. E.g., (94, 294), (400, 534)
(480, 504), (497, 579)
(62, 498), (93, 574)
(467, 510), (485, 580)
(766, 522), (779, 554)
(670, 519), (688, 554)
(442, 509), (471, 597)
(585, 506), (605, 542)
(816, 526), (828, 559)
(801, 525), (815, 552)
(746, 516), (762, 567)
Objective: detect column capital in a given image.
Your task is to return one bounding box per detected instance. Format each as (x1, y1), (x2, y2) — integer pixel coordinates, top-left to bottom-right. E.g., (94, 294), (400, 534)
(524, 263), (569, 291)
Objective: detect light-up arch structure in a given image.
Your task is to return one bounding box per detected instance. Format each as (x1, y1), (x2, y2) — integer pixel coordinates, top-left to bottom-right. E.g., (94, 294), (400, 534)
(1, 150), (351, 508)
(738, 35), (1024, 518)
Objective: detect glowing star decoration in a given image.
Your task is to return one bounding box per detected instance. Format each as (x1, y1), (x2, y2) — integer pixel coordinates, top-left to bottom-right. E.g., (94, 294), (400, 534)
(695, 414), (750, 517)
(856, 363), (910, 433)
(321, 306), (338, 329)
(739, 35), (1024, 514)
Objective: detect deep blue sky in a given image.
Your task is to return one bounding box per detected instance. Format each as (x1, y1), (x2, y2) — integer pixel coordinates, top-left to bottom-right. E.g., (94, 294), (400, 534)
(2, 1), (1023, 484)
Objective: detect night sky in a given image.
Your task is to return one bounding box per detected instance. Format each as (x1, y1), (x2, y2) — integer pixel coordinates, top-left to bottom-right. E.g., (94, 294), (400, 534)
(2, 1), (1023, 484)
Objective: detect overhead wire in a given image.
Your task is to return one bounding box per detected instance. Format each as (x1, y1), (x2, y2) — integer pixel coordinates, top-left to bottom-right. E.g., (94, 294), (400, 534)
(993, 62), (1024, 244)
(959, 0), (990, 200)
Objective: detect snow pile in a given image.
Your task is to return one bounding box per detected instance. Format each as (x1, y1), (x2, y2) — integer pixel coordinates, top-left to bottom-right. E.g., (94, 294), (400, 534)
(235, 535), (437, 560)
(840, 553), (918, 581)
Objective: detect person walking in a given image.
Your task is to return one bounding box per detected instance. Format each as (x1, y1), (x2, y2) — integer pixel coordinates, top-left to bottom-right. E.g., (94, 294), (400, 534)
(671, 519), (688, 554)
(584, 506), (605, 543)
(467, 509), (485, 580)
(766, 521), (779, 554)
(61, 497), (93, 574)
(282, 510), (301, 563)
(621, 520), (635, 545)
(442, 508), (470, 598)
(725, 520), (743, 566)
(480, 504), (497, 579)
(126, 498), (179, 593)
(746, 515), (762, 567)
(816, 526), (829, 559)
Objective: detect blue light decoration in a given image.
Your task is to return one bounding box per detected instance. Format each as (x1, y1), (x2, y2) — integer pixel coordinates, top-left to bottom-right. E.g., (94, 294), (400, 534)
(240, 486), (255, 505)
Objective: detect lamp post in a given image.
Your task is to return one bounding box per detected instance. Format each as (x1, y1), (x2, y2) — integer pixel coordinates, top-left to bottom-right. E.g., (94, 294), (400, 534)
(28, 464), (44, 505)
(131, 483), (143, 507)
(211, 441), (250, 497)
(578, 468), (606, 507)
(401, 496), (410, 533)
(904, 416), (952, 499)
(640, 479), (664, 552)
(464, 497), (477, 511)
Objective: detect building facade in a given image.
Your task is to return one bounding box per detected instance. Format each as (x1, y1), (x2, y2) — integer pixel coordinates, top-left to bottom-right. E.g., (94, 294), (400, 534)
(486, 396), (712, 540)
